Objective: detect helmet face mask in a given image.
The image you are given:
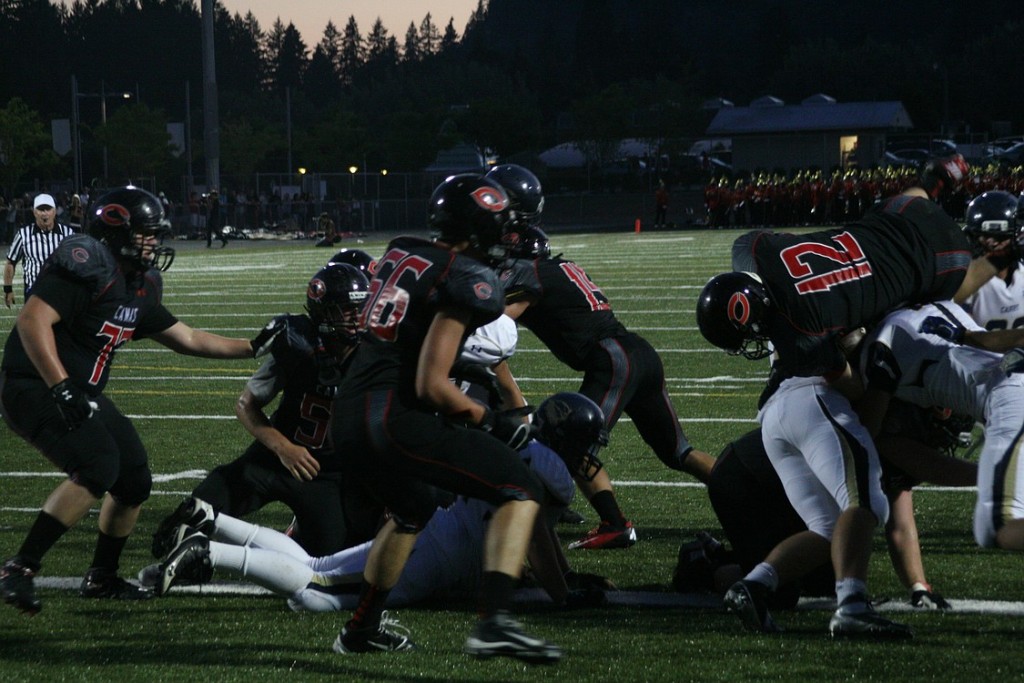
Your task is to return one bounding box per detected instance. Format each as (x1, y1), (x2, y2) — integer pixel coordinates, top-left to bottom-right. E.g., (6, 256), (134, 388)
(503, 225), (551, 260)
(305, 263), (370, 354)
(696, 272), (772, 360)
(533, 392), (609, 481)
(427, 174), (512, 265)
(87, 186), (170, 271)
(963, 191), (1023, 259)
(485, 164), (544, 229)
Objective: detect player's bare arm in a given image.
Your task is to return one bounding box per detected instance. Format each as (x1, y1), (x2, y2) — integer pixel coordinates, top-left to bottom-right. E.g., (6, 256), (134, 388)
(151, 321), (253, 358)
(235, 385), (320, 481)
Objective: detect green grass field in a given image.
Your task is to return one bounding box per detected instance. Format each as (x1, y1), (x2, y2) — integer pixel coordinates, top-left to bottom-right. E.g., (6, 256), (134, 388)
(1, 231), (1021, 682)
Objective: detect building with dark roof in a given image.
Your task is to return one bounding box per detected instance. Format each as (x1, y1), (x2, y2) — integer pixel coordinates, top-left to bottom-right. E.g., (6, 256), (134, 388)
(705, 94), (914, 173)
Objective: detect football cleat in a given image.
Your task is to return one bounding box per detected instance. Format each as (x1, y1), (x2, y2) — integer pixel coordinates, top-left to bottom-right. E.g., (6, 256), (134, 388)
(568, 521), (637, 550)
(333, 611), (417, 653)
(79, 567), (153, 600)
(156, 531), (213, 597)
(558, 508), (587, 525)
(724, 579), (782, 633)
(672, 538), (715, 593)
(464, 610), (562, 663)
(151, 496), (216, 558)
(829, 595), (914, 640)
(0, 556), (42, 615)
(137, 562), (161, 589)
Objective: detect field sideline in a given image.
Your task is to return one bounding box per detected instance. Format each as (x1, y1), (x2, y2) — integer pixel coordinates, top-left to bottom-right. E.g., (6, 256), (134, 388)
(1, 230), (1021, 682)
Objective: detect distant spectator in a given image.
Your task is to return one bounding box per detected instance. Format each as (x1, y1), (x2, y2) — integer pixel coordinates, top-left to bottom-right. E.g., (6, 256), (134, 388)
(206, 190), (227, 248)
(654, 180), (670, 228)
(66, 194), (85, 232)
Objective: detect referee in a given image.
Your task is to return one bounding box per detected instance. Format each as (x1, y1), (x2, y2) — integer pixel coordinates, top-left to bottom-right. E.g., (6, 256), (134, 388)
(4, 193), (74, 308)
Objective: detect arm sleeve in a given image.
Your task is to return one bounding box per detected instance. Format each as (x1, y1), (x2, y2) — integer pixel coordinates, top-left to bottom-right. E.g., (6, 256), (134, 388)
(245, 356), (287, 405)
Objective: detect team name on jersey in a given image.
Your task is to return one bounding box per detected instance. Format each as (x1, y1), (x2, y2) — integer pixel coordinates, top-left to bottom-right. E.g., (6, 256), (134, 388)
(113, 305), (140, 324)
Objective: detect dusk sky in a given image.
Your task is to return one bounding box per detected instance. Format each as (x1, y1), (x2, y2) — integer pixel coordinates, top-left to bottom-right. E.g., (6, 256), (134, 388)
(217, 0), (481, 48)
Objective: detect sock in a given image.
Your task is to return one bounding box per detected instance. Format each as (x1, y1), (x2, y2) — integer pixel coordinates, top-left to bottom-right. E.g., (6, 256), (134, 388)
(89, 531), (129, 572)
(213, 514), (311, 560)
(347, 581), (390, 632)
(479, 570), (515, 618)
(210, 542), (313, 596)
(835, 577), (869, 610)
(589, 490), (627, 527)
(16, 511), (71, 567)
(744, 562), (779, 592)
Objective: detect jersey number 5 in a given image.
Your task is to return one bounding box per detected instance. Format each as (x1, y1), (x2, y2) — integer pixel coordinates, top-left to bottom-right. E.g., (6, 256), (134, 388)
(780, 231), (873, 295)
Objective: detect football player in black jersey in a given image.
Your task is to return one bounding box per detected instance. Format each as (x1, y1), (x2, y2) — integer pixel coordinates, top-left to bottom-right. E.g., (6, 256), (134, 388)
(328, 174), (561, 662)
(0, 186), (282, 615)
(489, 164), (715, 551)
(150, 262), (382, 560)
(696, 156), (996, 390)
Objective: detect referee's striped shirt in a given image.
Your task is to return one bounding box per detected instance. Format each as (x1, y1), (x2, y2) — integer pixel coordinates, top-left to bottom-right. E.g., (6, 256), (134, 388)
(5, 222), (76, 294)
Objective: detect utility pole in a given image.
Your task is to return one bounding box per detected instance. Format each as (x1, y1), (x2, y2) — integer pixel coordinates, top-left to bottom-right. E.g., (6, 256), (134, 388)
(201, 0), (220, 191)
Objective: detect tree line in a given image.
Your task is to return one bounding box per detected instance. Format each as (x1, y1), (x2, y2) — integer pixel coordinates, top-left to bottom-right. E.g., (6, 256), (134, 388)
(1, 0), (1021, 199)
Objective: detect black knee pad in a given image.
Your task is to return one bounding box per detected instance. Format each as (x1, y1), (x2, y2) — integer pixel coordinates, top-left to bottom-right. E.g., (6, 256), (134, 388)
(108, 462), (153, 507)
(70, 455), (121, 499)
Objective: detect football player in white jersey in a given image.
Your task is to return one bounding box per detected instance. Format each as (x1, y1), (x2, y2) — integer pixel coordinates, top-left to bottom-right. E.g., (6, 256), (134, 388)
(860, 301), (1024, 551)
(959, 191), (1024, 330)
(722, 364), (913, 639)
(150, 393), (616, 610)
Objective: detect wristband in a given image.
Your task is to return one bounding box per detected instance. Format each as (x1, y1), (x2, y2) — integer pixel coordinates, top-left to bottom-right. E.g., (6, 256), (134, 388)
(3, 285), (12, 294)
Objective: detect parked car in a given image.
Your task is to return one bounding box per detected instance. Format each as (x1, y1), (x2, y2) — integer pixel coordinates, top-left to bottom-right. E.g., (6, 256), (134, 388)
(882, 148), (932, 169)
(992, 142), (1024, 167)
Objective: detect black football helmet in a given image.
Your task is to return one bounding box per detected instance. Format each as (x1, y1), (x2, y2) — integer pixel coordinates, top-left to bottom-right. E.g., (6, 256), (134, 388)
(533, 392), (609, 481)
(963, 191), (1023, 254)
(328, 248), (377, 275)
(87, 186), (171, 271)
(427, 174), (512, 264)
(485, 164), (544, 229)
(305, 262), (370, 353)
(696, 272), (772, 360)
(504, 225), (551, 259)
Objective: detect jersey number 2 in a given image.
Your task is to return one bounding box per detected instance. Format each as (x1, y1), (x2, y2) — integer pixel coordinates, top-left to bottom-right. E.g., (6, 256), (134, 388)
(780, 231), (873, 294)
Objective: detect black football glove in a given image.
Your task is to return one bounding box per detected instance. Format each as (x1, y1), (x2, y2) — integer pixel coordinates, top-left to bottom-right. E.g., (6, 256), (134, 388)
(478, 406), (532, 450)
(919, 316), (965, 344)
(250, 314), (289, 358)
(50, 379), (98, 431)
(910, 583), (951, 610)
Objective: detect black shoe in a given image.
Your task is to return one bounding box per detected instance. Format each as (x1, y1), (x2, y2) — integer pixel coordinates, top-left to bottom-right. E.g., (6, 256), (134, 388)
(157, 532), (213, 597)
(152, 497), (216, 558)
(1, 556), (42, 615)
(558, 508), (586, 525)
(672, 538), (715, 593)
(724, 579), (781, 633)
(464, 610), (562, 663)
(333, 611), (417, 653)
(829, 594), (913, 640)
(79, 567), (153, 600)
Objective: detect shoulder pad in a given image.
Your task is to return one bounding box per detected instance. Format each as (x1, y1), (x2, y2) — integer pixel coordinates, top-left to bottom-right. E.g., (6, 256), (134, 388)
(44, 235), (118, 292)
(271, 314), (318, 361)
(439, 255), (504, 326)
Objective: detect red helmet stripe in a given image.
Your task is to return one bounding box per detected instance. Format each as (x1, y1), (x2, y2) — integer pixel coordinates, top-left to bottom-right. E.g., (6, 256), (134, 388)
(727, 292), (751, 327)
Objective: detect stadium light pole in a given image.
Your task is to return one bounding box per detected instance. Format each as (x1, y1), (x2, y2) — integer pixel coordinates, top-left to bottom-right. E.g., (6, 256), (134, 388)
(71, 75), (132, 191)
